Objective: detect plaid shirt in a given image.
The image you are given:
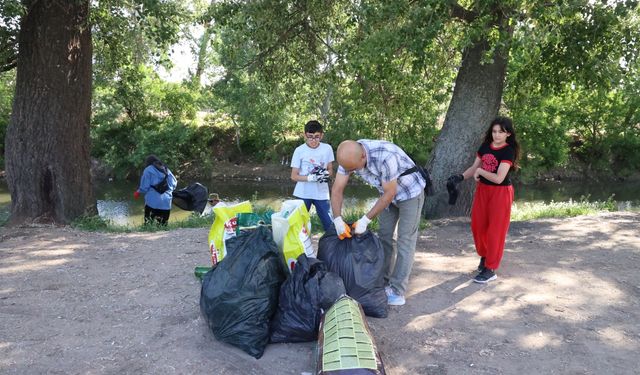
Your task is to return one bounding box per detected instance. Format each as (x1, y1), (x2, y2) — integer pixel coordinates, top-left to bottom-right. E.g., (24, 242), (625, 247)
(337, 139), (425, 203)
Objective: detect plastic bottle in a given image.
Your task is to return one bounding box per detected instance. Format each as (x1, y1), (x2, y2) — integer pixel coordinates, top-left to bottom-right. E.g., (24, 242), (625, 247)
(194, 266), (213, 280)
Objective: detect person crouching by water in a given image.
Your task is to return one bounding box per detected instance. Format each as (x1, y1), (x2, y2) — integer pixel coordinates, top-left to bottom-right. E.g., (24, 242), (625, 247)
(134, 155), (177, 225)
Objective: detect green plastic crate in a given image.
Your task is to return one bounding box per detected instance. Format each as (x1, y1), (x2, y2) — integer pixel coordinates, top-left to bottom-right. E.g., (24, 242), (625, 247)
(320, 297), (378, 371)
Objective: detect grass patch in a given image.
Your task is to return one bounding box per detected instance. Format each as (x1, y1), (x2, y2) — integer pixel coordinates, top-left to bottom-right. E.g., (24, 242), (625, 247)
(0, 205), (10, 227)
(71, 213), (215, 233)
(511, 196), (617, 221)
(70, 214), (117, 231)
(74, 197), (624, 232)
(72, 205), (430, 235)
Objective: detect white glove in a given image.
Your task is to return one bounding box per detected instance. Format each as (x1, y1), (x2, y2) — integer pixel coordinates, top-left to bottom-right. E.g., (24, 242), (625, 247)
(307, 173), (318, 182)
(333, 216), (351, 239)
(353, 214), (371, 235)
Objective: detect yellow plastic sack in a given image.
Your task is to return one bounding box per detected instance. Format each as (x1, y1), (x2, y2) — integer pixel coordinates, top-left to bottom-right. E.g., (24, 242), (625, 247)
(207, 201), (252, 265)
(271, 200), (313, 272)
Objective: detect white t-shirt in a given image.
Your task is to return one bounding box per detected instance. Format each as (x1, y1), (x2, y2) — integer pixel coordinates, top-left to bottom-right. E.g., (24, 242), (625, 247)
(290, 142), (335, 200)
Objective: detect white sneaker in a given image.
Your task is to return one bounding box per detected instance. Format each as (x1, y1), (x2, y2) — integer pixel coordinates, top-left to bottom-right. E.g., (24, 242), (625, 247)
(387, 289), (405, 306)
(384, 286), (393, 297)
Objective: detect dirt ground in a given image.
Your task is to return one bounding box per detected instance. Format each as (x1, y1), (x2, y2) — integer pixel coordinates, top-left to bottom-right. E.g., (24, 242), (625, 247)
(1, 211), (639, 375)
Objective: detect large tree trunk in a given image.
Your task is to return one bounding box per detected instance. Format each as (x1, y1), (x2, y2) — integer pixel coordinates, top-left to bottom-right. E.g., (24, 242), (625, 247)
(425, 36), (510, 218)
(5, 1), (95, 225)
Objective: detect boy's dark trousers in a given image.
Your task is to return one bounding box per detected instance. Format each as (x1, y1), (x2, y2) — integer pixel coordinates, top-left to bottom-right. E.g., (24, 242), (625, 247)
(144, 205), (170, 225)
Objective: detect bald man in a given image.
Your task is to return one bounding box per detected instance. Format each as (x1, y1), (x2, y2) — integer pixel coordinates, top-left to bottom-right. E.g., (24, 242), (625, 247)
(331, 140), (426, 306)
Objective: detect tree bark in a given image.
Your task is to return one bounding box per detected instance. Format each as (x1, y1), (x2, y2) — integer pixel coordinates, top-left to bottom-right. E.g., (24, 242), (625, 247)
(425, 36), (510, 218)
(5, 1), (95, 225)
(192, 23), (212, 87)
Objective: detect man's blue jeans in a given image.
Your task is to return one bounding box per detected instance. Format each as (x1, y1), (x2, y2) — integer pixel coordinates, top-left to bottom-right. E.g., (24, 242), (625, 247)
(302, 198), (333, 232)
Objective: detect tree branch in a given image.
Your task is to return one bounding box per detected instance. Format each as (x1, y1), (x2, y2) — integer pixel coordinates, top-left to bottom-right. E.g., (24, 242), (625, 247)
(0, 39), (18, 72)
(450, 1), (478, 22)
(307, 24), (341, 60)
(243, 19), (306, 70)
(0, 59), (17, 72)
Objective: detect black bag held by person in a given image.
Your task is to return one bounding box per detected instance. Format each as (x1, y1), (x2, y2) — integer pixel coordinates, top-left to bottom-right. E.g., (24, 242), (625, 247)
(270, 254), (346, 343)
(317, 228), (388, 318)
(172, 182), (209, 213)
(200, 226), (287, 359)
(446, 174), (464, 205)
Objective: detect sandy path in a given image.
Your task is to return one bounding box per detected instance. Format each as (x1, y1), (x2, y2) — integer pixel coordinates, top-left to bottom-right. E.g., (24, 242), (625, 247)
(1, 212), (639, 374)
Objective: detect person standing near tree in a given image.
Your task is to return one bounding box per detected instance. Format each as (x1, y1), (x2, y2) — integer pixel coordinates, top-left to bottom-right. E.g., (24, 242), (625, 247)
(331, 140), (426, 306)
(290, 120), (335, 232)
(446, 117), (520, 283)
(134, 155), (178, 225)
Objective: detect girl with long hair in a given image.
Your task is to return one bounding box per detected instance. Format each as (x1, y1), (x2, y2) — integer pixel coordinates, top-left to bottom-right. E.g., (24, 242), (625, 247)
(447, 117), (520, 283)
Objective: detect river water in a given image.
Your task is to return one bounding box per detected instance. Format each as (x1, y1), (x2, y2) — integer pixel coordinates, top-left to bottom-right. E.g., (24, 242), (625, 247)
(0, 178), (638, 226)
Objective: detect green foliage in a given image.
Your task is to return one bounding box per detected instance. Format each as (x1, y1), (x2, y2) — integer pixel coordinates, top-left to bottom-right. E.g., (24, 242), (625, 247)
(0, 205), (10, 227)
(143, 213), (214, 231)
(91, 0), (187, 83)
(71, 214), (114, 231)
(504, 1), (640, 178)
(0, 0), (23, 72)
(508, 94), (571, 177)
(206, 0), (640, 179)
(91, 66), (213, 178)
(208, 0), (456, 163)
(0, 71), (15, 167)
(3, 0), (640, 184)
(608, 132), (640, 176)
(212, 71), (300, 161)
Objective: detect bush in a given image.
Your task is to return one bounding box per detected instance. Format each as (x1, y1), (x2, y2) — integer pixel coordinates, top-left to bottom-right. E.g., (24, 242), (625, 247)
(608, 135), (640, 177)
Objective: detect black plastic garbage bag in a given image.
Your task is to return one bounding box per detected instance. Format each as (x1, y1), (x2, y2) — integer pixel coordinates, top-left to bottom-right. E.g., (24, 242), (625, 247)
(172, 182), (209, 214)
(270, 254), (346, 343)
(317, 229), (388, 318)
(200, 226), (287, 358)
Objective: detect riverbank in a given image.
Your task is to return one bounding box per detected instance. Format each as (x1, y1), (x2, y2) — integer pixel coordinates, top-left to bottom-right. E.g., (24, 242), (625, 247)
(206, 160), (292, 181)
(183, 160), (640, 185)
(1, 212), (639, 374)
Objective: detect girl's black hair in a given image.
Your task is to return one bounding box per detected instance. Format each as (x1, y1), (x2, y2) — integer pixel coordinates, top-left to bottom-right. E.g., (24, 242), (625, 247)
(483, 116), (521, 170)
(145, 155), (160, 167)
(145, 155), (167, 172)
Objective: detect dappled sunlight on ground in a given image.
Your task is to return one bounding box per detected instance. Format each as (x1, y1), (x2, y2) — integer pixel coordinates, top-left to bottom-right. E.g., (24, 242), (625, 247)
(0, 258), (71, 275)
(518, 331), (563, 349)
(374, 212), (640, 373)
(29, 248), (78, 256)
(0, 232), (91, 276)
(597, 326), (637, 350)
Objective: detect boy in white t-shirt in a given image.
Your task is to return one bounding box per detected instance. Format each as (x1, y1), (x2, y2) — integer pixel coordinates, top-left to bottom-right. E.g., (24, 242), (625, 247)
(290, 120), (335, 232)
